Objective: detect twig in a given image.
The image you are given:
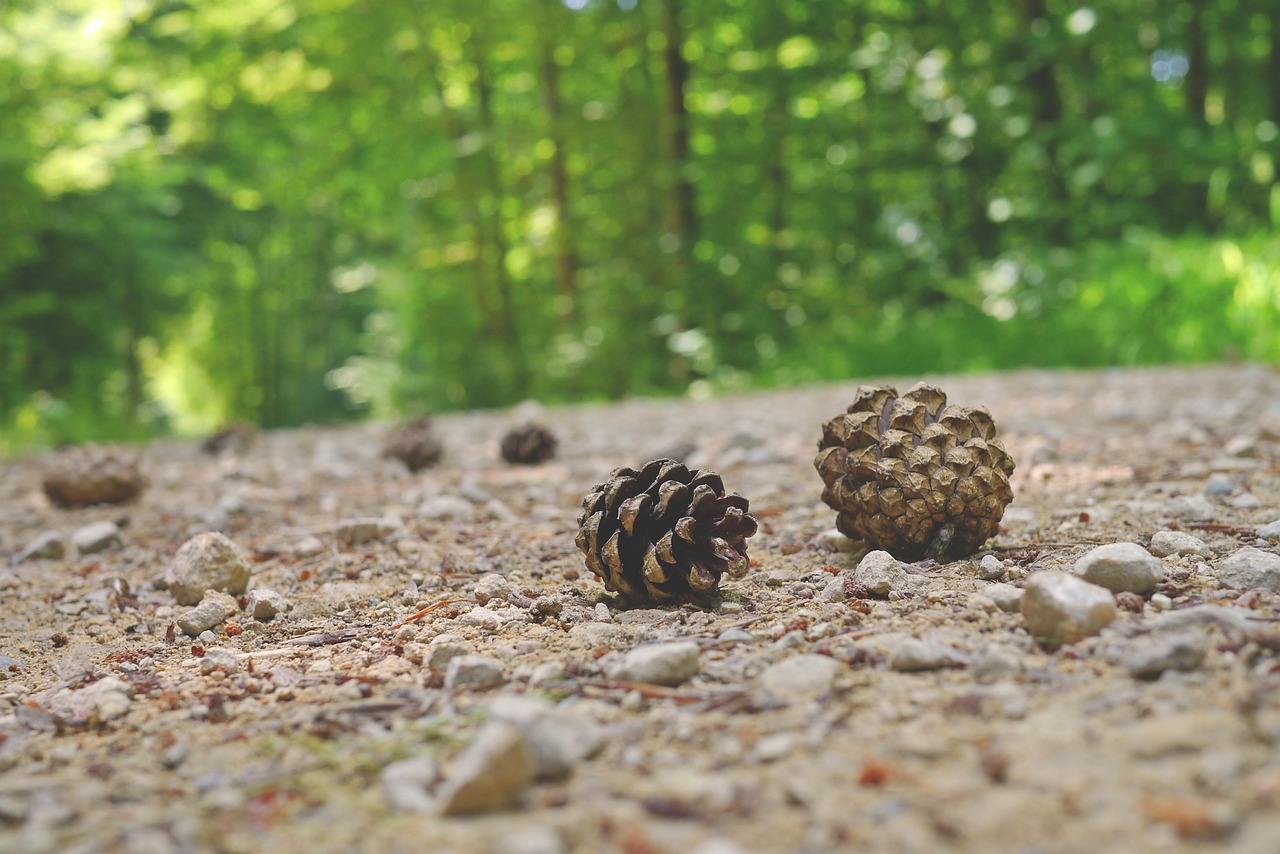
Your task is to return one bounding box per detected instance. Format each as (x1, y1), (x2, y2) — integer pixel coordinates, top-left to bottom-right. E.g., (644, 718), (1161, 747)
(575, 678), (739, 705)
(1185, 523), (1260, 536)
(395, 598), (478, 627)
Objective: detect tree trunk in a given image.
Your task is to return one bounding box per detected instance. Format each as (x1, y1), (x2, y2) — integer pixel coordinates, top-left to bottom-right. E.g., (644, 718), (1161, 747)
(1017, 0), (1070, 244)
(538, 12), (577, 323)
(659, 0), (698, 262)
(1183, 0), (1208, 124)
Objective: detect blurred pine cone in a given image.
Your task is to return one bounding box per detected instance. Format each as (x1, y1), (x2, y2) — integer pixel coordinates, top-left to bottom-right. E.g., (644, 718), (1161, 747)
(201, 421), (258, 456)
(575, 459), (757, 603)
(814, 383), (1015, 560)
(500, 423), (558, 465)
(43, 445), (147, 508)
(382, 416), (443, 472)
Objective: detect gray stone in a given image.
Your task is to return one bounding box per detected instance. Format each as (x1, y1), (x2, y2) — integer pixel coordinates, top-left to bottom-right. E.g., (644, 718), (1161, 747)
(987, 583), (1024, 613)
(473, 573), (511, 605)
(1126, 630), (1207, 680)
(72, 521), (122, 555)
(1203, 473), (1234, 496)
(1229, 492), (1262, 510)
(16, 531), (66, 563)
(818, 577), (846, 602)
(177, 593), (235, 637)
(445, 655), (506, 690)
(977, 555), (1006, 580)
(1257, 519), (1280, 541)
(1216, 546), (1280, 592)
(1149, 530), (1212, 558)
(292, 535), (325, 557)
(436, 723), (536, 815)
(381, 755), (440, 813)
(333, 516), (399, 545)
(1074, 542), (1164, 594)
(717, 628), (754, 644)
(166, 532), (252, 606)
(1165, 494), (1216, 522)
(417, 495), (474, 521)
(198, 647), (241, 675)
(488, 695), (606, 780)
(1021, 571), (1116, 645)
(971, 648), (1024, 682)
(756, 654), (843, 703)
(813, 529), (858, 552)
(853, 550), (910, 596)
(609, 641), (700, 687)
(249, 588), (290, 621)
(888, 638), (960, 672)
(43, 676), (132, 724)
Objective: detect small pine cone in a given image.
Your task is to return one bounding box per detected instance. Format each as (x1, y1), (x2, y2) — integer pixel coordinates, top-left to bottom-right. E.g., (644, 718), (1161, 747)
(201, 421), (257, 456)
(815, 382), (1015, 561)
(575, 459), (758, 603)
(43, 445), (147, 508)
(501, 423), (558, 465)
(382, 416), (443, 473)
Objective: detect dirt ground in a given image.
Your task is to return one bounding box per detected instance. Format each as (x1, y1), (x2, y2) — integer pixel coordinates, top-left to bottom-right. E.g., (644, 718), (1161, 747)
(2, 364), (1280, 854)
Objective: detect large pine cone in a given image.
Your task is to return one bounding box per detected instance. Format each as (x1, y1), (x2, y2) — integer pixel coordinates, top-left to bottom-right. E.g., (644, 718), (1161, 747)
(575, 459), (758, 603)
(382, 416), (443, 473)
(43, 445), (147, 508)
(815, 383), (1015, 560)
(501, 423), (557, 465)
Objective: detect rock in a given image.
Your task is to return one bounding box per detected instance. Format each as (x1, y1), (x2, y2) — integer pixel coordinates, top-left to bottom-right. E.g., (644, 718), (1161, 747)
(717, 628), (754, 644)
(987, 583), (1024, 613)
(487, 695), (606, 780)
(813, 529), (857, 552)
(15, 531), (66, 563)
(177, 593), (235, 637)
(971, 647), (1024, 682)
(977, 555), (1005, 581)
(818, 577), (846, 602)
(1149, 530), (1212, 558)
(1150, 593), (1173, 611)
(1229, 492), (1262, 510)
(756, 654), (843, 703)
(888, 638), (960, 672)
(436, 723), (536, 816)
(166, 532), (252, 606)
(381, 755), (440, 813)
(427, 639), (472, 672)
(1151, 604), (1255, 634)
(609, 641), (700, 687)
(1203, 473), (1234, 496)
(528, 660), (566, 686)
(853, 550), (911, 596)
(473, 573), (511, 605)
(1257, 520), (1280, 541)
(1224, 436), (1257, 457)
(417, 495), (474, 521)
(249, 588), (290, 621)
(1216, 547), (1280, 592)
(444, 655), (506, 690)
(1165, 494), (1216, 522)
(199, 647), (241, 675)
(1074, 542), (1164, 594)
(292, 535), (325, 557)
(72, 521), (122, 555)
(43, 676), (132, 724)
(333, 517), (399, 545)
(1021, 571), (1116, 646)
(1126, 630), (1207, 680)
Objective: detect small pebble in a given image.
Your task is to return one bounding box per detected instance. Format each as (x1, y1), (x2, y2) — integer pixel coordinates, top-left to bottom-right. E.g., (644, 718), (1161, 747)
(1021, 571), (1116, 646)
(333, 516), (399, 545)
(971, 648), (1023, 682)
(987, 583), (1024, 613)
(1074, 542), (1164, 594)
(1149, 530), (1212, 558)
(888, 638), (959, 672)
(1150, 593), (1173, 611)
(1203, 473), (1234, 496)
(1229, 492), (1262, 510)
(177, 594), (234, 637)
(427, 639), (471, 672)
(444, 655), (506, 690)
(609, 641), (700, 687)
(813, 529), (857, 552)
(435, 723), (536, 816)
(292, 535), (325, 557)
(853, 550), (910, 596)
(381, 756), (440, 813)
(1257, 520), (1280, 541)
(473, 573), (510, 605)
(166, 532), (252, 606)
(977, 555), (1005, 581)
(1216, 546), (1280, 592)
(16, 531), (66, 563)
(72, 521), (123, 555)
(818, 577), (846, 603)
(417, 495), (474, 521)
(1126, 630), (1207, 680)
(249, 588), (290, 621)
(756, 654), (843, 703)
(1164, 494), (1216, 522)
(717, 628), (754, 644)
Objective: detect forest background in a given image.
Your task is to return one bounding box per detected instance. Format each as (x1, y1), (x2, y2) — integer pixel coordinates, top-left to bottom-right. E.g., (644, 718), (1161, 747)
(2, 0), (1279, 454)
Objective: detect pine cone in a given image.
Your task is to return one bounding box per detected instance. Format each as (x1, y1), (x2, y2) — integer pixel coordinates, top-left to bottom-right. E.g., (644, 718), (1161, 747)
(382, 416), (443, 472)
(575, 459), (758, 603)
(501, 423), (558, 465)
(814, 382), (1015, 560)
(43, 445), (147, 508)
(201, 421), (257, 456)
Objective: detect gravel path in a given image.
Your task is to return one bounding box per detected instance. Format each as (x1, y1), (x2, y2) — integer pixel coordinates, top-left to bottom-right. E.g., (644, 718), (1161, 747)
(2, 365), (1279, 853)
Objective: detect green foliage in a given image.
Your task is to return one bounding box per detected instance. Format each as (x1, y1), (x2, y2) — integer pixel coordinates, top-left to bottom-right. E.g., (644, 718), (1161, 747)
(2, 0), (1279, 454)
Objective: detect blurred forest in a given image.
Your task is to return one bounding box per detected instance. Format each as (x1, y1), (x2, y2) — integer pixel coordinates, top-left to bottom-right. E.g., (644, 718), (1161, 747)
(3, 0), (1280, 452)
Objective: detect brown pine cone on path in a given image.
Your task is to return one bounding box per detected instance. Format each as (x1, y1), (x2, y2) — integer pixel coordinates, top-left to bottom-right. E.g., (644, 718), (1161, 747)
(500, 423), (558, 465)
(43, 445), (147, 508)
(382, 416), (443, 473)
(815, 382), (1015, 561)
(575, 459), (758, 604)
